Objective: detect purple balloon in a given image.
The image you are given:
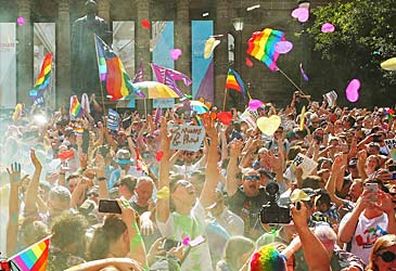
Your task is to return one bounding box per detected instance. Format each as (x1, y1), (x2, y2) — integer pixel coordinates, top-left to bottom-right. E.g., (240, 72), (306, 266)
(170, 48), (182, 60)
(16, 16), (25, 26)
(275, 41), (293, 54)
(321, 23), (335, 33)
(291, 7), (309, 23)
(345, 79), (361, 103)
(248, 99), (264, 110)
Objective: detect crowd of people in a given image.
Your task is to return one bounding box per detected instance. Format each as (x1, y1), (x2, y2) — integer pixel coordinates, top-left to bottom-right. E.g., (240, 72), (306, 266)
(1, 91), (396, 271)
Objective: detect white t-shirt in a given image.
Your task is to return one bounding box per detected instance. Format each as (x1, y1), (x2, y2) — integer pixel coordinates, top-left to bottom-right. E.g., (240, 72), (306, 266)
(156, 200), (213, 271)
(340, 211), (388, 264)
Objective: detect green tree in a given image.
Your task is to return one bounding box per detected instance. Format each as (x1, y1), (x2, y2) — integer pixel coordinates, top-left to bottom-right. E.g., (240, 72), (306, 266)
(305, 0), (396, 106)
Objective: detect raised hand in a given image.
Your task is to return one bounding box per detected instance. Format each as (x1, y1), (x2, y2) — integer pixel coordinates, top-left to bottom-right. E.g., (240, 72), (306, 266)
(203, 115), (218, 141)
(229, 140), (243, 157)
(30, 148), (42, 170)
(6, 162), (22, 186)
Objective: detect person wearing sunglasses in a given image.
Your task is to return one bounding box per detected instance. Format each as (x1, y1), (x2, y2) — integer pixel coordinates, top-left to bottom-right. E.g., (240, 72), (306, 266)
(367, 234), (396, 271)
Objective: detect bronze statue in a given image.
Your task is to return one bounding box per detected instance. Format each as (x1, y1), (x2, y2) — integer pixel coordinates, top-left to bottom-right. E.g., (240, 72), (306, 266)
(71, 0), (110, 95)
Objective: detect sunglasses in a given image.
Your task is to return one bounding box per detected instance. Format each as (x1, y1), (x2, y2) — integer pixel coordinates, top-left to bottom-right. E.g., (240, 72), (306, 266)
(244, 175), (260, 181)
(378, 251), (396, 262)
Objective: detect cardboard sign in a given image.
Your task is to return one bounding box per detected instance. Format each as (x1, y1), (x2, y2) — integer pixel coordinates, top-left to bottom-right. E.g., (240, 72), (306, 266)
(284, 153), (318, 181)
(323, 90), (338, 108)
(169, 124), (205, 152)
(385, 138), (396, 160)
(240, 108), (258, 129)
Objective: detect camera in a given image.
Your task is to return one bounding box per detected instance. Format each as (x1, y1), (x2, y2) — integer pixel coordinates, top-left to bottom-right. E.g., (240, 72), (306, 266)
(260, 182), (291, 224)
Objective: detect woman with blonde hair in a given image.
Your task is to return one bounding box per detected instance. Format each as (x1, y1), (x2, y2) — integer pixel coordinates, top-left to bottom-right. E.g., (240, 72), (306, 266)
(367, 234), (396, 271)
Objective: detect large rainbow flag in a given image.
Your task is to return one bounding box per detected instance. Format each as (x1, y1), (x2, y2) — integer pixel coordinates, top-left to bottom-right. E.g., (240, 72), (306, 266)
(8, 236), (50, 271)
(247, 28), (285, 71)
(95, 36), (140, 101)
(225, 68), (246, 98)
(33, 52), (53, 90)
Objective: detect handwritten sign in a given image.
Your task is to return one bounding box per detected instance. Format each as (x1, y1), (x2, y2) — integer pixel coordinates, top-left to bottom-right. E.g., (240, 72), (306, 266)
(240, 108), (258, 129)
(385, 138), (396, 160)
(284, 153), (318, 181)
(169, 124), (205, 152)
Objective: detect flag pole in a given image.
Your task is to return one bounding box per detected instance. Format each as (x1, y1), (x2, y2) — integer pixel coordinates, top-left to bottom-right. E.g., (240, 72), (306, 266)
(277, 67), (309, 96)
(222, 88), (228, 111)
(93, 34), (107, 115)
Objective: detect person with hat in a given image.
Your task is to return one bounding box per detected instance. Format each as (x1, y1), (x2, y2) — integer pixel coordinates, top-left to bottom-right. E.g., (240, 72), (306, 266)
(108, 149), (145, 189)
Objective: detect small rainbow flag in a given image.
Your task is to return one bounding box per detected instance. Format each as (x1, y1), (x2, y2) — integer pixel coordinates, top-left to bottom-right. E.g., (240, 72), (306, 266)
(247, 28), (285, 71)
(8, 236), (50, 271)
(33, 52), (53, 90)
(95, 36), (138, 101)
(70, 95), (82, 118)
(225, 68), (246, 98)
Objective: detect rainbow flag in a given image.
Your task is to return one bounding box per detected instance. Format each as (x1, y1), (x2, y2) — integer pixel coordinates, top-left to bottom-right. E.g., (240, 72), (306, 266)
(95, 36), (139, 101)
(70, 95), (82, 118)
(8, 236), (50, 271)
(33, 53), (53, 90)
(225, 68), (246, 98)
(247, 28), (285, 71)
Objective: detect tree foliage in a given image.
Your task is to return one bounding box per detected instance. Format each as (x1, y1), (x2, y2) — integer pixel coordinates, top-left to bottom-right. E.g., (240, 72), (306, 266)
(305, 0), (396, 105)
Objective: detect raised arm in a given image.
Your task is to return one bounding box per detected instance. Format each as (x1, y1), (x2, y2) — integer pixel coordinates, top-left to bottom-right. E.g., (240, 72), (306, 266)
(6, 163), (23, 256)
(292, 203), (331, 271)
(199, 117), (220, 207)
(226, 140), (243, 197)
(156, 117), (171, 223)
(24, 149), (42, 216)
(325, 155), (346, 207)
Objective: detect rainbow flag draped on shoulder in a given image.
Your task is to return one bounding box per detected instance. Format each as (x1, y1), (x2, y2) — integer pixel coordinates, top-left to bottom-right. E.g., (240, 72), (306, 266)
(8, 236), (50, 271)
(95, 36), (142, 101)
(33, 52), (53, 91)
(247, 28), (285, 71)
(225, 68), (246, 98)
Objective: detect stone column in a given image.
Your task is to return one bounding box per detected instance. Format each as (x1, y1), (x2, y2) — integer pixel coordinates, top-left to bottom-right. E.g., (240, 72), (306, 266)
(214, 0), (230, 108)
(16, 0), (33, 105)
(135, 0), (151, 114)
(175, 0), (191, 81)
(97, 0), (111, 23)
(56, 0), (72, 107)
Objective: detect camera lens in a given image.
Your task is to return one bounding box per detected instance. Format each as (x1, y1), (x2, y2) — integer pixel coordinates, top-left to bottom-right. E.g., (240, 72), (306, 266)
(266, 182), (279, 195)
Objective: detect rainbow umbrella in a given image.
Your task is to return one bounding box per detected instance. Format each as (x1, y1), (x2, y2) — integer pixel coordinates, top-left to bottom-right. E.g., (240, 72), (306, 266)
(190, 100), (209, 114)
(129, 81), (181, 99)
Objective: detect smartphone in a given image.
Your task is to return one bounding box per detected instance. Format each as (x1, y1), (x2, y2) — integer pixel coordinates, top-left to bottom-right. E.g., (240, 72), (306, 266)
(98, 199), (122, 214)
(365, 183), (378, 202)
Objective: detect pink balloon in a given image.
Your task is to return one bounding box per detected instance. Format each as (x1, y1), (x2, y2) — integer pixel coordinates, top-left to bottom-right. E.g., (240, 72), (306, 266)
(321, 23), (335, 33)
(170, 48), (182, 60)
(16, 16), (25, 26)
(291, 7), (309, 23)
(248, 99), (264, 110)
(275, 41), (293, 54)
(245, 57), (254, 68)
(345, 79), (361, 103)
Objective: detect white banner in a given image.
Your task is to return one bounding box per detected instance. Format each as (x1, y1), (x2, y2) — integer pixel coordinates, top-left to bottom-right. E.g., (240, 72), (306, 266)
(169, 124), (205, 152)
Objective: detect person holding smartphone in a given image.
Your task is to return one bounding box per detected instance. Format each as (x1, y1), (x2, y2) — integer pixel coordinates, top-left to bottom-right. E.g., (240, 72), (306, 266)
(338, 180), (396, 265)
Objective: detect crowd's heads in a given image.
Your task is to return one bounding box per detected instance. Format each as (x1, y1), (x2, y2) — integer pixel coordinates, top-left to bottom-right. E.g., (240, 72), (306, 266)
(135, 176), (154, 205)
(117, 175), (136, 199)
(249, 245), (286, 271)
(242, 168), (261, 197)
(170, 178), (196, 212)
(221, 236), (255, 271)
(114, 149), (133, 167)
(367, 234), (396, 271)
(89, 215), (129, 260)
(48, 185), (72, 218)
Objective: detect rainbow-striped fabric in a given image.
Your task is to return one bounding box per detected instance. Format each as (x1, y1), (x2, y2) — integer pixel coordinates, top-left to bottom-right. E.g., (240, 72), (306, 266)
(33, 52), (53, 90)
(247, 28), (285, 71)
(70, 95), (82, 118)
(95, 36), (140, 101)
(9, 236), (50, 271)
(225, 68), (246, 98)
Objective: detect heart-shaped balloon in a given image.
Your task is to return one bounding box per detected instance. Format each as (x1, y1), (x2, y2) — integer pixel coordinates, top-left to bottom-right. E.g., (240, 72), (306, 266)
(321, 23), (335, 33)
(345, 79), (361, 103)
(275, 41), (293, 54)
(155, 151), (164, 162)
(217, 112), (233, 125)
(141, 19), (151, 29)
(257, 115), (281, 136)
(381, 57), (396, 71)
(248, 99), (264, 111)
(291, 7), (309, 23)
(16, 16), (25, 26)
(170, 48), (182, 60)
